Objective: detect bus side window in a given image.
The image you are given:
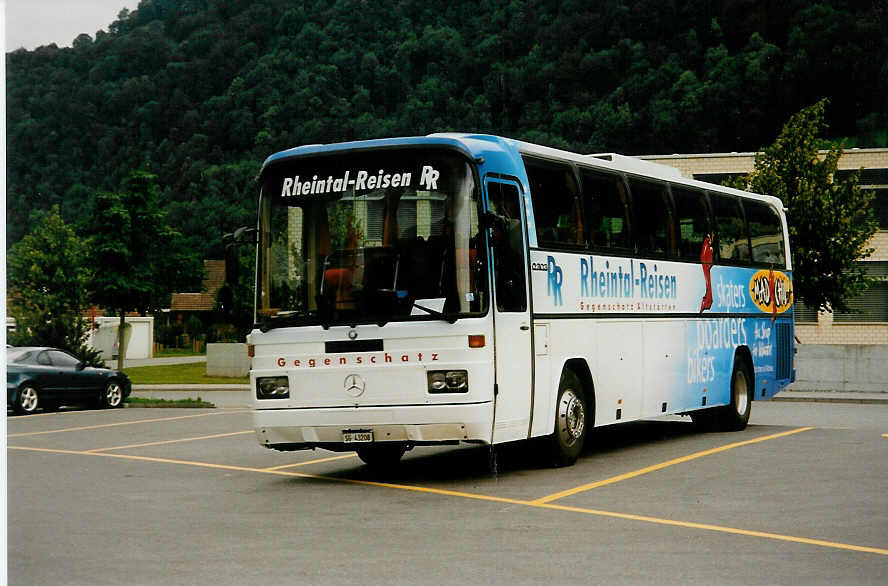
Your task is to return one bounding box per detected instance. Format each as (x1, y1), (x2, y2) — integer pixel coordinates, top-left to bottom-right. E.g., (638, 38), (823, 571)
(710, 192), (750, 263)
(488, 182), (527, 312)
(745, 200), (786, 267)
(629, 179), (676, 257)
(672, 187), (712, 261)
(581, 170), (632, 252)
(524, 158), (584, 248)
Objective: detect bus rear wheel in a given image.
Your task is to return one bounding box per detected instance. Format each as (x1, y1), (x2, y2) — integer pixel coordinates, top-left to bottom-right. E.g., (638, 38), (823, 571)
(546, 369), (587, 467)
(356, 443), (407, 469)
(692, 355), (752, 431)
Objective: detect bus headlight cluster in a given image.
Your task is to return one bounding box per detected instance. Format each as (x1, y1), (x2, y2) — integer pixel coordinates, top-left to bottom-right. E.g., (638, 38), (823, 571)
(427, 370), (468, 393)
(256, 376), (290, 399)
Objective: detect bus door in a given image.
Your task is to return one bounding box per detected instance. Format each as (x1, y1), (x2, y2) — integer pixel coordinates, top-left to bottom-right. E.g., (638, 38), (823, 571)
(486, 178), (533, 443)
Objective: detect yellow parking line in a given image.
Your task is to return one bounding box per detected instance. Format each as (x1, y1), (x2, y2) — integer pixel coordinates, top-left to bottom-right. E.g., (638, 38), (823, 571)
(8, 443), (887, 557)
(7, 410), (248, 438)
(85, 430), (255, 452)
(532, 427), (814, 505)
(539, 502), (888, 556)
(264, 453), (358, 470)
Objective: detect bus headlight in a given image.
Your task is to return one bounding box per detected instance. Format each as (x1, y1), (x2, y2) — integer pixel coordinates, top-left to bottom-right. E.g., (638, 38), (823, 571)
(257, 376), (290, 399)
(427, 370), (468, 393)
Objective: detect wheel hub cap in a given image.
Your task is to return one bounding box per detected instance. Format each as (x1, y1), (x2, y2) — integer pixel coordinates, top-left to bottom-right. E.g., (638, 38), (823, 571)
(558, 389), (585, 447)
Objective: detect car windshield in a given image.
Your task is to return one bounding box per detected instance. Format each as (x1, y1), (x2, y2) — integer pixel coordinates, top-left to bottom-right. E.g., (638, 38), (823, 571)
(257, 148), (489, 328)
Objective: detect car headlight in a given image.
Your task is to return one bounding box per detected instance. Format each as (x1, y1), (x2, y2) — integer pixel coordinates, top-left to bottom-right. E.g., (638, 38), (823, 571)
(427, 370), (468, 393)
(256, 376), (290, 399)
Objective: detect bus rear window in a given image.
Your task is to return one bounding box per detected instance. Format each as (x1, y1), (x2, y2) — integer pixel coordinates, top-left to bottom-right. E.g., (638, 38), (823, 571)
(745, 200), (786, 267)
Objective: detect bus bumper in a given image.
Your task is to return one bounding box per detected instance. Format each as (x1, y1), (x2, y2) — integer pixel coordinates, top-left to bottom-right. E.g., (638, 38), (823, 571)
(253, 401), (494, 450)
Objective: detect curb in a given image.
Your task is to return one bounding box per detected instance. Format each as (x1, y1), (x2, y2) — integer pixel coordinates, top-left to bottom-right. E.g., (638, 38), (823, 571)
(771, 394), (888, 405)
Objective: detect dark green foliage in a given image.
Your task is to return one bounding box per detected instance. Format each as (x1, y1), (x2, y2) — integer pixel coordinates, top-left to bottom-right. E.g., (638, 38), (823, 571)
(6, 0), (887, 261)
(89, 170), (203, 367)
(6, 206), (100, 365)
(731, 100), (878, 313)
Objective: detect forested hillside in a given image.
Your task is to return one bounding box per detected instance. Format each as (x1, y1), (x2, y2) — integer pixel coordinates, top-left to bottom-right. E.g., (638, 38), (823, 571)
(7, 0), (887, 260)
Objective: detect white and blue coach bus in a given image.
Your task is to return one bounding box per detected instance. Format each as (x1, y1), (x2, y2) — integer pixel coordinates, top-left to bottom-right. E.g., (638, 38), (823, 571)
(244, 134), (795, 467)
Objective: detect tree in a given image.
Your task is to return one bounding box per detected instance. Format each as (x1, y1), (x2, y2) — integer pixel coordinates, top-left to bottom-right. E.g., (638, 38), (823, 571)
(735, 99), (877, 313)
(89, 170), (203, 369)
(7, 206), (102, 364)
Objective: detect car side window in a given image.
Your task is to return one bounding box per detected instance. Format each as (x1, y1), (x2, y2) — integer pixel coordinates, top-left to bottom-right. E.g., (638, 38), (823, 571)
(48, 350), (80, 367)
(37, 351), (52, 366)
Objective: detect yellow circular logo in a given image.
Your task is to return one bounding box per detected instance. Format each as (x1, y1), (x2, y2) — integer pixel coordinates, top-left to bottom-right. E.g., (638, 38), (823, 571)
(749, 269), (793, 314)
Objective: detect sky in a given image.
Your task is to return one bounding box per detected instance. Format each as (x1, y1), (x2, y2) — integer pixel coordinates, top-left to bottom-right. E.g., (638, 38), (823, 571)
(5, 0), (140, 52)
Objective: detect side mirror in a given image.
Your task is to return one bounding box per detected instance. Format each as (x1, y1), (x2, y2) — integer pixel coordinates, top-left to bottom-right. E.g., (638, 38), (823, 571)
(223, 227), (258, 286)
(76, 362), (86, 371)
(224, 227), (257, 245)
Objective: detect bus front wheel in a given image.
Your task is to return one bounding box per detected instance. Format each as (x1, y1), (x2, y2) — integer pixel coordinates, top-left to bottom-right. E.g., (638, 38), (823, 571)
(546, 369), (588, 467)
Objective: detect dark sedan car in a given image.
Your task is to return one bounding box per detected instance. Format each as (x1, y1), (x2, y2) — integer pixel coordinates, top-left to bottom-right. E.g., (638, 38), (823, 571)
(7, 347), (131, 414)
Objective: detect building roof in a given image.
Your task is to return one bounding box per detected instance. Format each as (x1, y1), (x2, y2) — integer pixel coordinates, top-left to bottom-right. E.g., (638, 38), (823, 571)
(170, 260), (226, 312)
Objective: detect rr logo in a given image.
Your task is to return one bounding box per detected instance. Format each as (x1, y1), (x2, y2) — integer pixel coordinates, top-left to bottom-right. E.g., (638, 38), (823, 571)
(547, 256), (563, 306)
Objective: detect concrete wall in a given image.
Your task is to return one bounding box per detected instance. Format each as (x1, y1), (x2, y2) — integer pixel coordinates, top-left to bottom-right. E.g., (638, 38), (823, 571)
(788, 344), (888, 392)
(206, 343), (251, 377)
(87, 316), (154, 360)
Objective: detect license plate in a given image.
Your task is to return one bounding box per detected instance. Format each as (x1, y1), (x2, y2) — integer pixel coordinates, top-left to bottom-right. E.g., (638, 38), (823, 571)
(342, 430), (373, 443)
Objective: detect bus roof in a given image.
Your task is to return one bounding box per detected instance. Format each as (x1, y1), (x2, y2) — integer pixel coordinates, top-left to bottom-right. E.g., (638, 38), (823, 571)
(261, 133), (784, 209)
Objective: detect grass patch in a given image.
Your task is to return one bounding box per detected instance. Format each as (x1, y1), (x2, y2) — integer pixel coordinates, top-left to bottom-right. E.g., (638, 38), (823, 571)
(123, 362), (249, 385)
(126, 397), (215, 408)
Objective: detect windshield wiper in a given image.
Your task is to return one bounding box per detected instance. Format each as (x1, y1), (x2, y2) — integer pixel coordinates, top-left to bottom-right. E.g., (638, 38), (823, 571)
(412, 304), (459, 324)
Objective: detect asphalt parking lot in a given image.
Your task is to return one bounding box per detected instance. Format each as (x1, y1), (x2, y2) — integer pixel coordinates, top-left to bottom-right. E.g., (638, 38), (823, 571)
(7, 402), (888, 585)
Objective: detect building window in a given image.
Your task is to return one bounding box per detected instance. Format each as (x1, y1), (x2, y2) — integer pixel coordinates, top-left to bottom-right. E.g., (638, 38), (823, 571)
(793, 301), (819, 324)
(693, 172), (746, 185)
(868, 188), (888, 230)
(833, 261), (888, 323)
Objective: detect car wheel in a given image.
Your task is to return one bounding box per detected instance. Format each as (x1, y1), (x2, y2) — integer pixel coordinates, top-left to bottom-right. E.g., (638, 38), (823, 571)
(101, 380), (125, 408)
(15, 385), (40, 415)
(355, 443), (407, 468)
(546, 369), (588, 467)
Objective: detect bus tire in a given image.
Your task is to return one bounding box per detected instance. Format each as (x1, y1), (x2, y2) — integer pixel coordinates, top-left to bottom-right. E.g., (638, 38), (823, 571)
(546, 369), (587, 467)
(692, 355), (752, 431)
(356, 443), (407, 468)
(722, 355), (753, 431)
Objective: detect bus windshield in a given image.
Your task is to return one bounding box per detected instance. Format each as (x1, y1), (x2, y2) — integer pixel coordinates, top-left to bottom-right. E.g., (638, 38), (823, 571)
(257, 148), (488, 329)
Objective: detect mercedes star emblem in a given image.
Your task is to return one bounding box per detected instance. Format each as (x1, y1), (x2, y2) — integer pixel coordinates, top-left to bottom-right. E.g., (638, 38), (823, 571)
(343, 374), (366, 397)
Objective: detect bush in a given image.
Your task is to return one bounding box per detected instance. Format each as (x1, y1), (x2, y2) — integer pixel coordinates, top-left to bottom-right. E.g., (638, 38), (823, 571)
(156, 323), (184, 347)
(185, 315), (204, 340)
(207, 323), (240, 343)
